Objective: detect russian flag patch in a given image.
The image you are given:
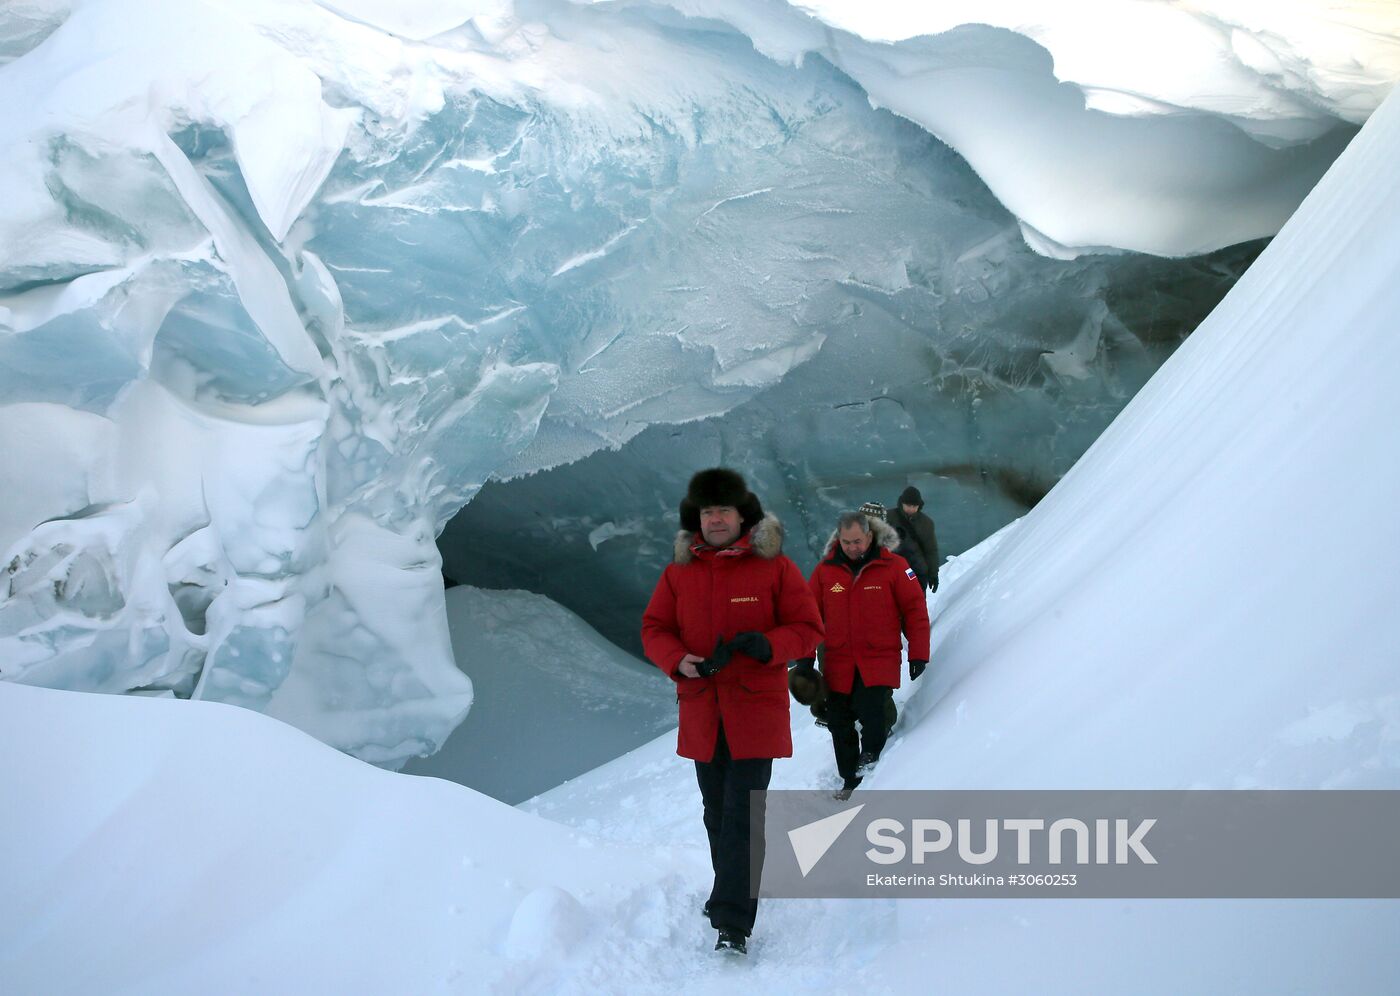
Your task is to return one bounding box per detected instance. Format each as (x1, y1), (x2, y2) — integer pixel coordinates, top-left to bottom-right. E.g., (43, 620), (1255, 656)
(905, 568), (917, 580)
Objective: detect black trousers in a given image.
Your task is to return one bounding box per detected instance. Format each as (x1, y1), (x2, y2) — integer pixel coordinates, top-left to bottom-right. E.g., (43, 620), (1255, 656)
(694, 724), (772, 936)
(826, 670), (894, 782)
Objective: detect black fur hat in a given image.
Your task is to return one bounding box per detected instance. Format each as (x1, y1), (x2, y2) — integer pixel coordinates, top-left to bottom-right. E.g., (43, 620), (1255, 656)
(789, 666), (826, 707)
(679, 467), (765, 534)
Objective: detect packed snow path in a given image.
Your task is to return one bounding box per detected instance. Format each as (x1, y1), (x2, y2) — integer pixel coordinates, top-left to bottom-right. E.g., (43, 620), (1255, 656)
(519, 593), (940, 988)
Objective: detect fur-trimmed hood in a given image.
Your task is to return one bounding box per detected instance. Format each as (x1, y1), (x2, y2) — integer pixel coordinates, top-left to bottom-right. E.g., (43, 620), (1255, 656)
(821, 515), (900, 561)
(674, 514), (785, 564)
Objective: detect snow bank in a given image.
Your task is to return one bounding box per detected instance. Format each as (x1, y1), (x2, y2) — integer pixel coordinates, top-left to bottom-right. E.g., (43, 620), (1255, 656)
(0, 681), (696, 994)
(401, 586), (674, 803)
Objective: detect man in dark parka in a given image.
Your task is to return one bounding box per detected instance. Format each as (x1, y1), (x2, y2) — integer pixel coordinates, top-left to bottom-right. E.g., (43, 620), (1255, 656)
(887, 485), (940, 592)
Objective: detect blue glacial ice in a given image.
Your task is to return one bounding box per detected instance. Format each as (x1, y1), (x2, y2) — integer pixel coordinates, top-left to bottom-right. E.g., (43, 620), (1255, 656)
(1, 0), (1396, 763)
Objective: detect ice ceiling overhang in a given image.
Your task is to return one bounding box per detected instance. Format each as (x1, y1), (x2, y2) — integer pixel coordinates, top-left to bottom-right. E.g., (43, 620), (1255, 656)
(1, 0), (1397, 764)
(580, 0), (1400, 256)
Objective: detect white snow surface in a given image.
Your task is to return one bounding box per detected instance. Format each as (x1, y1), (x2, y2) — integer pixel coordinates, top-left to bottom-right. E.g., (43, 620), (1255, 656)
(790, 0), (1400, 126)
(4, 80), (1400, 990)
(312, 0), (511, 42)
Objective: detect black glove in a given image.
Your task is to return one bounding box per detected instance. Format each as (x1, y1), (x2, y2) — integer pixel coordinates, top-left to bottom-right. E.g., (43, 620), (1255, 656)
(696, 637), (733, 677)
(909, 659), (927, 681)
(725, 631), (772, 662)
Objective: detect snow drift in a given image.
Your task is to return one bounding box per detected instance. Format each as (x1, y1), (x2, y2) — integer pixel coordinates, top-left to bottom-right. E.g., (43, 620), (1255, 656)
(400, 585), (674, 803)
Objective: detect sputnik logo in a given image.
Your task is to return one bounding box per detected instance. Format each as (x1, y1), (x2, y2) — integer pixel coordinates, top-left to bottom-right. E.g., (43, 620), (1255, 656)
(788, 804), (864, 876)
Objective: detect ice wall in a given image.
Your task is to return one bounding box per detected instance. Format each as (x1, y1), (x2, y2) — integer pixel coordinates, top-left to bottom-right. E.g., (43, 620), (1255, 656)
(0, 0), (479, 763)
(440, 226), (1262, 658)
(1, 0), (1396, 763)
(580, 0), (1400, 256)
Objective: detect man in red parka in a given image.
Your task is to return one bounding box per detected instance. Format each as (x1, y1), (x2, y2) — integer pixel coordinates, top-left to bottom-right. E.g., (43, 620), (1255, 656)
(798, 509), (930, 798)
(641, 468), (823, 955)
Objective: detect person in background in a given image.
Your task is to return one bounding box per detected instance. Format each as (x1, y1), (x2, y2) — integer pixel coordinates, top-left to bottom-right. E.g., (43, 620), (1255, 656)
(887, 485), (940, 592)
(641, 468), (823, 955)
(794, 508), (930, 799)
(861, 500), (929, 591)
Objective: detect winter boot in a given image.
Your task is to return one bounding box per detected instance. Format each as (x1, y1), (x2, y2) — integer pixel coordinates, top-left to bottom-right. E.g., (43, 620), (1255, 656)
(855, 751), (878, 779)
(715, 929), (748, 955)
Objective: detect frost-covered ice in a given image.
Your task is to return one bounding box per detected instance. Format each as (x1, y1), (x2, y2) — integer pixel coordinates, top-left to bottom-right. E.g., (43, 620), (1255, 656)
(582, 0), (1400, 255)
(2, 1), (1398, 762)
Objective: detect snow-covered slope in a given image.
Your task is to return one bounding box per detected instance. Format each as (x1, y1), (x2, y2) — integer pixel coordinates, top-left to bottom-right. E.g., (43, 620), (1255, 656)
(0, 681), (704, 994)
(401, 586), (674, 803)
(881, 62), (1400, 798)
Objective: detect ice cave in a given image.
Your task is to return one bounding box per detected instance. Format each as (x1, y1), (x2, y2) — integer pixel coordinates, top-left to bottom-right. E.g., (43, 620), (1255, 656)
(3, 0), (1399, 991)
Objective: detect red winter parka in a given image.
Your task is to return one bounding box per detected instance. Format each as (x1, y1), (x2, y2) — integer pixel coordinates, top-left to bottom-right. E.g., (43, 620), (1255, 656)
(809, 517), (931, 695)
(642, 516), (823, 761)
